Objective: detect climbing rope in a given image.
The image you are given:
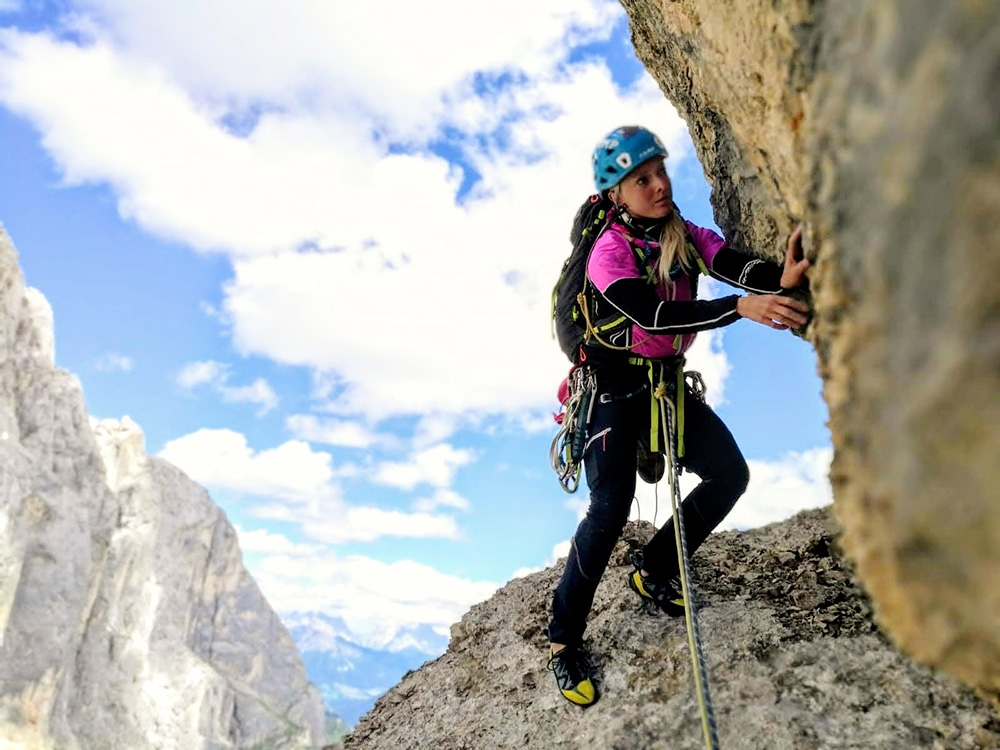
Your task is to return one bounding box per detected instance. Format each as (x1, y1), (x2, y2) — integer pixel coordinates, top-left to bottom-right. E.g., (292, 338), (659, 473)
(656, 373), (720, 750)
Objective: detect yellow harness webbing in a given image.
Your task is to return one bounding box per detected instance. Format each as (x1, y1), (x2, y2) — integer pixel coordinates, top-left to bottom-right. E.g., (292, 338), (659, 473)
(627, 357), (687, 458)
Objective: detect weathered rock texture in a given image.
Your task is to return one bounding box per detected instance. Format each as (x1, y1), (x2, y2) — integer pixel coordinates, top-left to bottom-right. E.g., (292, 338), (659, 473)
(620, 0), (1000, 703)
(0, 226), (324, 749)
(346, 509), (998, 749)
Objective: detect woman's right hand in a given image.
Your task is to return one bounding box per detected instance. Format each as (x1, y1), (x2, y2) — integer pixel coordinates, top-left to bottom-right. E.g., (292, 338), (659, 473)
(736, 294), (810, 331)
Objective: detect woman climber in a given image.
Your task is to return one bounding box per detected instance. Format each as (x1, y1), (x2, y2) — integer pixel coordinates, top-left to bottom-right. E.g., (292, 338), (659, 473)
(547, 125), (811, 706)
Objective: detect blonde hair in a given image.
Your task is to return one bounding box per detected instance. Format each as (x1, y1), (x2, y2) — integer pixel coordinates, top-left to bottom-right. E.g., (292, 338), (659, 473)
(609, 187), (696, 288)
(654, 210), (696, 288)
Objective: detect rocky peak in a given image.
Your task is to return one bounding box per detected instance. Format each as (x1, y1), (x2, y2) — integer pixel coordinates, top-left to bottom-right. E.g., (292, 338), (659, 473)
(0, 226), (325, 748)
(345, 509), (997, 749)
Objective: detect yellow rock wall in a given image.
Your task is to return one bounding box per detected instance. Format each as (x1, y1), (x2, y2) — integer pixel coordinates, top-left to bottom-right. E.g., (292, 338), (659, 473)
(621, 0), (1000, 705)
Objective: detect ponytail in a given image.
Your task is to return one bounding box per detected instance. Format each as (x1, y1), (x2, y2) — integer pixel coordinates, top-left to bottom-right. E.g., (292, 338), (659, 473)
(655, 209), (697, 288)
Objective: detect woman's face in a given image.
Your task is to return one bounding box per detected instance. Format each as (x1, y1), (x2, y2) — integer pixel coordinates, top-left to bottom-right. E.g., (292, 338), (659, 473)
(616, 157), (672, 219)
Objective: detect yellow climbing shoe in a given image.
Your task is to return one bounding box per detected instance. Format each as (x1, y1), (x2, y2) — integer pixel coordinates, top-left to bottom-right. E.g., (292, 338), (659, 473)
(547, 645), (597, 706)
(627, 551), (685, 616)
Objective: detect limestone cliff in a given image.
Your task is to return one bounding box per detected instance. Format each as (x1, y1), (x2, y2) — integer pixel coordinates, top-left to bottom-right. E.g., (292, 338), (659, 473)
(0, 227), (324, 749)
(620, 0), (1000, 703)
(345, 510), (997, 749)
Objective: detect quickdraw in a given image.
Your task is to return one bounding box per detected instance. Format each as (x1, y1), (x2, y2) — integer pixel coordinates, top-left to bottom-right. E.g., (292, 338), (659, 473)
(549, 366), (597, 493)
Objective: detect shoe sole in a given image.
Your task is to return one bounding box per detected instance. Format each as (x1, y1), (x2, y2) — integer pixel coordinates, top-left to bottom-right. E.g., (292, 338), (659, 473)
(628, 571), (685, 617)
(560, 680), (597, 706)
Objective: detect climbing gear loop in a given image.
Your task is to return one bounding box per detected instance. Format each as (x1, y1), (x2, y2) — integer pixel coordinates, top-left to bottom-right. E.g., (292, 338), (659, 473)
(686, 370), (707, 403)
(550, 366), (598, 493)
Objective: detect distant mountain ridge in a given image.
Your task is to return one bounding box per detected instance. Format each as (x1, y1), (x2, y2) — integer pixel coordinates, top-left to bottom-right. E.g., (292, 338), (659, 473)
(286, 612), (448, 725)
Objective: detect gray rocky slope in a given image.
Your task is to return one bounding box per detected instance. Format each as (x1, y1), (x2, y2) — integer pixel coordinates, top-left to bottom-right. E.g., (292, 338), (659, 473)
(346, 509), (998, 750)
(0, 226), (324, 748)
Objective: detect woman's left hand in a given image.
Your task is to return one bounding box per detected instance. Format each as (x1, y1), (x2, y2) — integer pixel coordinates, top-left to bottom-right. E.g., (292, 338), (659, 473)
(779, 224), (810, 289)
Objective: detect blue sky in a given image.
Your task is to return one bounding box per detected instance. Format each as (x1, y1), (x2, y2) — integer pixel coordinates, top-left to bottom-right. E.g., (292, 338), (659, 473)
(0, 0), (831, 650)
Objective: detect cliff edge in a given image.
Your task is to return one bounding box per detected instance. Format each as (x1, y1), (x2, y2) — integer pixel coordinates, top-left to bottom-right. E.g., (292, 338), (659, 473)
(0, 226), (324, 749)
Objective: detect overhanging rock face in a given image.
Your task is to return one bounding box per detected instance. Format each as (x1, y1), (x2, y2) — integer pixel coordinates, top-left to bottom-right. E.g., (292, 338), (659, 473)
(620, 0), (999, 703)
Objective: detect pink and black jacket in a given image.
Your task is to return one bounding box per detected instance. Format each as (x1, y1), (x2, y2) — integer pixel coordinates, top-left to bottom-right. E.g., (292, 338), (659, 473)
(582, 215), (786, 364)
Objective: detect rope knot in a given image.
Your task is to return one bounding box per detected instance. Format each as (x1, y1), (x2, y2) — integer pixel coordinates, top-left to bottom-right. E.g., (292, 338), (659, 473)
(653, 380), (669, 400)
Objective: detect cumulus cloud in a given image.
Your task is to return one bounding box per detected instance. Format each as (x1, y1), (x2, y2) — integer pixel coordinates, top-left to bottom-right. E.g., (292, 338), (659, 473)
(235, 526), (498, 648)
(0, 7), (698, 423)
(235, 525), (323, 556)
(159, 428), (336, 501)
(176, 360), (278, 414)
(62, 0), (620, 133)
(721, 447), (833, 531)
(678, 328), (732, 408)
(510, 538), (571, 580)
(250, 502), (462, 544)
(373, 444), (476, 491)
(94, 351), (133, 372)
(284, 414), (387, 449)
(218, 378), (278, 412)
(631, 446), (833, 532)
(412, 489), (470, 513)
(159, 428), (464, 543)
(176, 360), (224, 387)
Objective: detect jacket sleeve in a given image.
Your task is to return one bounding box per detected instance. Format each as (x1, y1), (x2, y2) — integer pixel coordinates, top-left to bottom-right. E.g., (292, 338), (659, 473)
(588, 230), (741, 334)
(685, 220), (785, 294)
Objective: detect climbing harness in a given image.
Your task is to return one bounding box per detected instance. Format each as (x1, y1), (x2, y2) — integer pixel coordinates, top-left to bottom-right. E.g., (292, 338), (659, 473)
(655, 370), (719, 750)
(549, 366), (597, 493)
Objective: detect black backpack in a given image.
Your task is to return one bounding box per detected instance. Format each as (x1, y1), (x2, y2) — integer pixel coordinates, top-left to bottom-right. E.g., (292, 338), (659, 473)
(551, 194), (615, 362)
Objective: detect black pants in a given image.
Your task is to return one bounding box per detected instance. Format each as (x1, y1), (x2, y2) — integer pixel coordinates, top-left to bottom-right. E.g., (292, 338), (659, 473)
(547, 368), (749, 647)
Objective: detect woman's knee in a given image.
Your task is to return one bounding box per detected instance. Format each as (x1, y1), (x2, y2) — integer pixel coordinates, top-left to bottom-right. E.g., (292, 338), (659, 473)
(730, 457), (750, 496)
(585, 493), (632, 535)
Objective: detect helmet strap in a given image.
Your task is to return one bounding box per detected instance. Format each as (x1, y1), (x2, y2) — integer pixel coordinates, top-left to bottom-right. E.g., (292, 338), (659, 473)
(616, 203), (666, 240)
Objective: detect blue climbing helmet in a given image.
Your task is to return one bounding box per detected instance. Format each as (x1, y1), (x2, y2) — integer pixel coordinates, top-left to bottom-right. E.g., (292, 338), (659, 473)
(592, 125), (668, 192)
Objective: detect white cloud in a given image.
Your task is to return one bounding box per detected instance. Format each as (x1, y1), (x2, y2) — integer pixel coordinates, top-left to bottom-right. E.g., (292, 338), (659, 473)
(249, 502), (462, 544)
(176, 360), (224, 387)
(237, 528), (498, 648)
(235, 525), (322, 556)
(0, 11), (692, 423)
(682, 328), (731, 408)
(176, 359), (278, 415)
(722, 447), (833, 530)
(218, 377), (278, 412)
(284, 414), (386, 449)
(94, 351), (133, 372)
(510, 538), (571, 580)
(61, 0), (620, 130)
(631, 446), (833, 532)
(160, 428), (462, 543)
(159, 428), (335, 501)
(412, 414), (461, 449)
(327, 684), (385, 702)
(412, 489), (469, 513)
(373, 444), (476, 491)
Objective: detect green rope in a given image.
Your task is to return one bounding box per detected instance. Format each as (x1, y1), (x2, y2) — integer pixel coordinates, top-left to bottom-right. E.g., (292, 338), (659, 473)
(658, 386), (719, 750)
